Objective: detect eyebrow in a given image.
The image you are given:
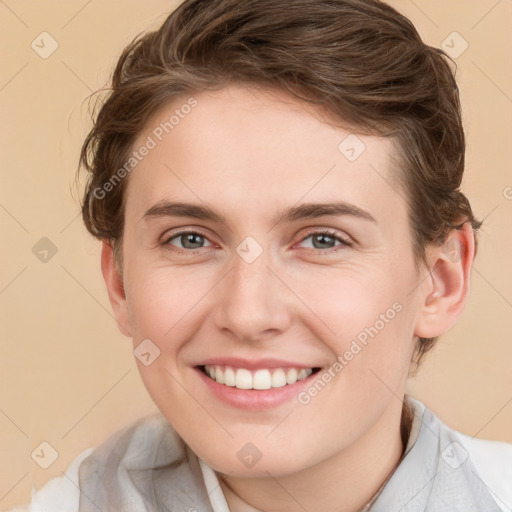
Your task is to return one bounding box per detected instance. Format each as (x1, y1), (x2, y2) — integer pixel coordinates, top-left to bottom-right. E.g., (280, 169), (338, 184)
(141, 200), (377, 225)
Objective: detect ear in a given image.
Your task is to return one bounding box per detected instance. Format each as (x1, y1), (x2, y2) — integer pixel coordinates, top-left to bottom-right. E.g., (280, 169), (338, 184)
(101, 240), (132, 337)
(414, 222), (476, 339)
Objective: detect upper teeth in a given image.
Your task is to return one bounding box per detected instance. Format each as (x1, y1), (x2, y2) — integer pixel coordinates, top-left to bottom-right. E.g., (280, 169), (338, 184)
(204, 365), (313, 390)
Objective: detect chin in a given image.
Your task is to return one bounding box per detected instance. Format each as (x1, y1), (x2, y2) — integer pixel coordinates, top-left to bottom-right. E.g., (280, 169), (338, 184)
(192, 436), (322, 479)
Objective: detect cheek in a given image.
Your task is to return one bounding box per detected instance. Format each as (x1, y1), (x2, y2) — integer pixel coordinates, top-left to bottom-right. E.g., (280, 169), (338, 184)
(125, 249), (417, 371)
(292, 264), (411, 344)
(124, 261), (213, 342)
(120, 252), (419, 477)
(292, 262), (417, 395)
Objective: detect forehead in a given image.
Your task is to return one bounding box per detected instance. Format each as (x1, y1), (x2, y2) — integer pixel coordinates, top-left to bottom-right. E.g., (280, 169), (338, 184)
(124, 83), (406, 230)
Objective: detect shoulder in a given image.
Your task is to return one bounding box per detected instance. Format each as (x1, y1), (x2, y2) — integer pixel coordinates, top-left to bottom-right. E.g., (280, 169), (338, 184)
(7, 447), (93, 512)
(406, 396), (512, 510)
(8, 412), (170, 512)
(456, 430), (512, 511)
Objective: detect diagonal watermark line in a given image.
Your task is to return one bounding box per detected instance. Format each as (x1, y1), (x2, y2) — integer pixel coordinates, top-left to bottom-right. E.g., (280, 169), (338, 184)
(164, 165), (200, 197)
(481, 204), (499, 223)
(266, 409), (294, 438)
(471, 0), (502, 29)
(0, 408), (29, 438)
(265, 266), (336, 335)
(0, 203), (29, 233)
(163, 368), (234, 438)
(60, 211), (81, 233)
(61, 0), (92, 29)
(0, 0), (29, 28)
(0, 472), (29, 502)
(60, 264), (131, 332)
(472, 396), (512, 438)
(61, 369), (131, 439)
(369, 163), (407, 203)
(164, 163), (234, 234)
(368, 368), (440, 441)
(368, 369), (404, 404)
(0, 62), (29, 92)
(163, 267), (233, 337)
(61, 60), (94, 92)
(470, 468), (510, 511)
(406, 267), (435, 297)
(0, 265), (28, 295)
(397, 474), (436, 511)
(265, 471), (309, 512)
(192, 471), (236, 512)
(404, 202), (497, 299)
(406, 0), (439, 28)
(61, 471), (106, 512)
(266, 163), (337, 234)
(472, 266), (512, 309)
(472, 61), (512, 104)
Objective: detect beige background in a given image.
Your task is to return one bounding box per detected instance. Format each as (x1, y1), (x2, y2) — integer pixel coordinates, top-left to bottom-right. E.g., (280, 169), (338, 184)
(1, 0), (511, 509)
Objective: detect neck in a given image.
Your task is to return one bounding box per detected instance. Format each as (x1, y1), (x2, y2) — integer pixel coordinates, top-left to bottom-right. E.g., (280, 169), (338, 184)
(219, 398), (413, 512)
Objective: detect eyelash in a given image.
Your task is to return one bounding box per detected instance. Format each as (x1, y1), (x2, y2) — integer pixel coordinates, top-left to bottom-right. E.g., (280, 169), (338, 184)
(160, 229), (352, 255)
(298, 230), (353, 252)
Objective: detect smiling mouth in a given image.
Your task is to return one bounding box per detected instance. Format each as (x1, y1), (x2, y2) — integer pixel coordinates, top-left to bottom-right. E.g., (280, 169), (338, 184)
(198, 365), (321, 390)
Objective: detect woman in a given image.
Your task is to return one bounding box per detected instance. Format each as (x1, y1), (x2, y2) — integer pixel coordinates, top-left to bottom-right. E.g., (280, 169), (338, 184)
(12, 0), (512, 510)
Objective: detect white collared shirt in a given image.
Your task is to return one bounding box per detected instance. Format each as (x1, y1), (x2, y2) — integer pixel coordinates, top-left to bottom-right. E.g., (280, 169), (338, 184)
(9, 396), (512, 512)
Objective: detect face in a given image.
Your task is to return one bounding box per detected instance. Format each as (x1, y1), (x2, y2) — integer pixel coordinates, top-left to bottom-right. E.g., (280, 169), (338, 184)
(109, 83), (430, 477)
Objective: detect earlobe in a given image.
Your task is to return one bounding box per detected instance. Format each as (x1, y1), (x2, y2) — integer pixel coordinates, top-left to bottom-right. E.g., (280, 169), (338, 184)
(100, 240), (132, 337)
(414, 222), (475, 339)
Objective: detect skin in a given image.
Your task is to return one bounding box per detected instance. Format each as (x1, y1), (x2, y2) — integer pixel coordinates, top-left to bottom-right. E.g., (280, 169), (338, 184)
(101, 83), (475, 512)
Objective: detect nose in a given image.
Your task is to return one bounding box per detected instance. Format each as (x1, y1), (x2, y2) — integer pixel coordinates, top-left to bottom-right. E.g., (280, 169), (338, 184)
(213, 246), (293, 343)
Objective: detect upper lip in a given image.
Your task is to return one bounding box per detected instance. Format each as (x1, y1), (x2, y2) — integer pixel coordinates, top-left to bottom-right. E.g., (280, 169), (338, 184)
(195, 357), (320, 370)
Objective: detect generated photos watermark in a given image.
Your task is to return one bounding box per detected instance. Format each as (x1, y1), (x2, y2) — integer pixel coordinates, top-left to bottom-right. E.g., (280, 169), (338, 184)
(93, 97), (198, 200)
(297, 301), (403, 405)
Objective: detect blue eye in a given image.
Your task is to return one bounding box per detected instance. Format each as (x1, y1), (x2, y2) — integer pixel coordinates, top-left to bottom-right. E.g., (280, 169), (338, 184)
(163, 231), (212, 250)
(298, 231), (351, 251)
(161, 229), (351, 255)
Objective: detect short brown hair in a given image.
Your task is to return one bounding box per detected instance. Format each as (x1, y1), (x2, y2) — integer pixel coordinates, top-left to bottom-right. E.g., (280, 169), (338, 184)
(78, 0), (482, 367)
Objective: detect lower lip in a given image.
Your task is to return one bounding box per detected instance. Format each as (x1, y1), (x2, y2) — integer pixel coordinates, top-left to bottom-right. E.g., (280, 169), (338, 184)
(195, 367), (318, 410)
